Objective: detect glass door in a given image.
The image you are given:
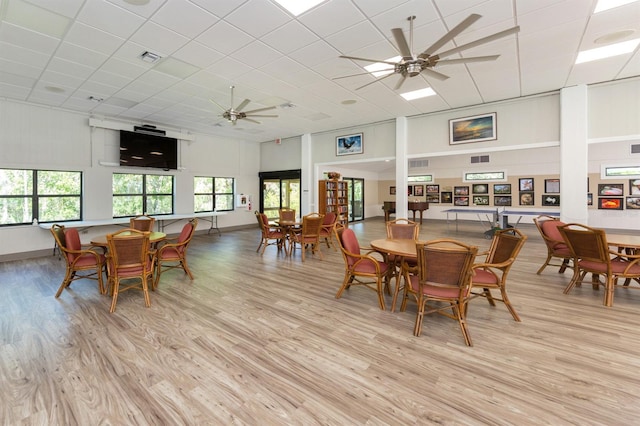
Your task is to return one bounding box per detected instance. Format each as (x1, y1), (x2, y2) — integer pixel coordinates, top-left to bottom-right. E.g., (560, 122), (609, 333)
(344, 177), (364, 222)
(259, 170), (301, 220)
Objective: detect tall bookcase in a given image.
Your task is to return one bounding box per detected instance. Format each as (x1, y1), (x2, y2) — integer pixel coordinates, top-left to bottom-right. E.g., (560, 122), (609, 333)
(318, 179), (349, 227)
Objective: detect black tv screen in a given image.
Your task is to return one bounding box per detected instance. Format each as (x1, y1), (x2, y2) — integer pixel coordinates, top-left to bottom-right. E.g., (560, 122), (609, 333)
(119, 130), (178, 170)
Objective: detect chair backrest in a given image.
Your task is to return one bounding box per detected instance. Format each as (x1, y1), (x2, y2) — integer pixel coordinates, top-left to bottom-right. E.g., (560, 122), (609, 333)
(534, 215), (566, 249)
(176, 218), (198, 253)
(107, 229), (151, 272)
(50, 224), (67, 249)
(558, 223), (610, 264)
(130, 214), (155, 231)
(256, 212), (270, 233)
(336, 225), (361, 266)
(386, 218), (419, 240)
(322, 211), (337, 227)
(485, 228), (528, 265)
(416, 239), (478, 296)
(63, 227), (84, 262)
(279, 208), (296, 221)
(301, 213), (324, 237)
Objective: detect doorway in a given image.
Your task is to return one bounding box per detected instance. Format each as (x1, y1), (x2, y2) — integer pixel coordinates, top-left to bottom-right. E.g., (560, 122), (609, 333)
(258, 170), (301, 220)
(344, 177), (364, 222)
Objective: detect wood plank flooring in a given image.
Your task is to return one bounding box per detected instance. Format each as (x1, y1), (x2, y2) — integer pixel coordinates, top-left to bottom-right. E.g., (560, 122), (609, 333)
(1, 218), (640, 425)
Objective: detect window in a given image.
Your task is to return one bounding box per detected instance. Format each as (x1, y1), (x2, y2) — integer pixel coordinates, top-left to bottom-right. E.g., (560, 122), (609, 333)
(0, 169), (82, 225)
(112, 173), (173, 217)
(603, 165), (640, 178)
(408, 175), (433, 183)
(464, 171), (505, 181)
(194, 176), (234, 212)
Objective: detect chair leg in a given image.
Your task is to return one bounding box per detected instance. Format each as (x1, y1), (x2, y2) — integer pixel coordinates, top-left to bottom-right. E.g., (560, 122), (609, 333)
(142, 276), (151, 308)
(536, 255), (552, 274)
(109, 278), (119, 313)
(414, 300), (425, 336)
(563, 268), (583, 294)
(604, 276), (615, 307)
(55, 269), (73, 298)
(182, 259), (194, 279)
(335, 274), (352, 299)
(499, 287), (521, 322)
(376, 277), (386, 310)
(559, 258), (570, 273)
(455, 303), (473, 346)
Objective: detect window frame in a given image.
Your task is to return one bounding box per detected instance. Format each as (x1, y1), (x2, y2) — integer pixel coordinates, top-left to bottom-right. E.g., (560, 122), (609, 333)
(112, 172), (174, 218)
(194, 176), (235, 213)
(0, 168), (83, 226)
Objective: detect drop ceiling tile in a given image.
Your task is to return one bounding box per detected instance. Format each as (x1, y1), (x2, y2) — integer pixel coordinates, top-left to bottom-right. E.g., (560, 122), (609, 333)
(325, 20), (384, 54)
(225, 0), (291, 38)
(77, 0), (145, 39)
(260, 20), (319, 54)
(105, 0), (164, 19)
(196, 20), (253, 55)
(100, 57), (148, 80)
(23, 0), (84, 19)
(48, 57), (95, 79)
(189, 0), (248, 18)
(0, 82), (31, 99)
(56, 42), (109, 69)
(5, 0), (70, 38)
(129, 21), (189, 57)
(0, 22), (59, 55)
(0, 57), (41, 79)
(152, 0), (219, 39)
(233, 40), (282, 69)
(0, 41), (50, 69)
(39, 69), (85, 88)
(299, 0), (366, 38)
(64, 22), (124, 56)
(172, 41), (225, 68)
(0, 70), (37, 88)
(288, 40), (340, 67)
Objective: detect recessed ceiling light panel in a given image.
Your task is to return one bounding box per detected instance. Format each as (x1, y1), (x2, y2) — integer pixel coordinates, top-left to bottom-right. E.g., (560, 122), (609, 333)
(576, 38), (640, 64)
(272, 0), (326, 16)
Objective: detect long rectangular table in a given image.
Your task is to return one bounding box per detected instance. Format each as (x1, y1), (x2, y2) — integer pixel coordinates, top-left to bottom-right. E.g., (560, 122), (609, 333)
(443, 208), (499, 232)
(500, 210), (559, 228)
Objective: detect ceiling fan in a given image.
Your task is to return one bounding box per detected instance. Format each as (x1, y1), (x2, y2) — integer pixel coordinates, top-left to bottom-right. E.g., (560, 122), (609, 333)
(334, 14), (520, 90)
(210, 86), (278, 125)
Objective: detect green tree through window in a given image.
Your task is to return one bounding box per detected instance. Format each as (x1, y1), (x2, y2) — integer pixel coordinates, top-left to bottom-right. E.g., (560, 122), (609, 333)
(113, 173), (173, 217)
(194, 176), (234, 212)
(0, 169), (82, 225)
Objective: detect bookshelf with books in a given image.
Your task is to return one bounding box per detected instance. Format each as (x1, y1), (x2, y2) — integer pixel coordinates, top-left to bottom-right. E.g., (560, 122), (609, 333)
(318, 179), (349, 227)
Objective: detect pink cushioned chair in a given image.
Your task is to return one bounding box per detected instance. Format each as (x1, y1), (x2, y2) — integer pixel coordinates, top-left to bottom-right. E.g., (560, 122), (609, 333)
(154, 218), (198, 289)
(50, 224), (106, 297)
(319, 211), (337, 251)
(256, 212), (286, 255)
(334, 225), (391, 310)
(533, 215), (572, 275)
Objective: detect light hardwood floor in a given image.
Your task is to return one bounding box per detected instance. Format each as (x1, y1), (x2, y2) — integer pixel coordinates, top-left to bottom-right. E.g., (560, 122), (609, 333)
(1, 218), (640, 425)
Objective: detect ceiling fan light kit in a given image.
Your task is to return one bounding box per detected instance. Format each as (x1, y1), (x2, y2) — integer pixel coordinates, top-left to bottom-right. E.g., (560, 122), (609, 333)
(335, 14), (520, 91)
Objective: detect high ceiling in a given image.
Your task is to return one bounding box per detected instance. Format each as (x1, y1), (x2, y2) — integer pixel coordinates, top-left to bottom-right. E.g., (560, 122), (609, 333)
(0, 0), (639, 143)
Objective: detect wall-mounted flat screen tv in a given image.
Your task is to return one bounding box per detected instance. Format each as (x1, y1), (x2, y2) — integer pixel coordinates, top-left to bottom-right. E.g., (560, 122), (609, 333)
(119, 130), (178, 170)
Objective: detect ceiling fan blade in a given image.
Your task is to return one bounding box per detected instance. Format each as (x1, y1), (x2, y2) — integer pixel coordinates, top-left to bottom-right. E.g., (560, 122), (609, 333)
(243, 118), (261, 124)
(436, 55), (500, 65)
(235, 98), (250, 112)
(246, 114), (278, 118)
(243, 106), (276, 114)
(435, 26), (520, 59)
(355, 72), (396, 90)
(394, 75), (407, 90)
(391, 28), (413, 60)
(340, 55), (398, 66)
(209, 99), (227, 112)
(333, 70), (394, 80)
(419, 14), (482, 58)
(421, 68), (449, 81)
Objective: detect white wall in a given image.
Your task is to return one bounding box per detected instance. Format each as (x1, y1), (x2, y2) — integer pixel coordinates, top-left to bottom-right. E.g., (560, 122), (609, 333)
(0, 100), (260, 257)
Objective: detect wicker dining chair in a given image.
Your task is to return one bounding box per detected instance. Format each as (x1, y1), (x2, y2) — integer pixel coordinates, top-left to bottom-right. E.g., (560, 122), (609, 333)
(130, 214), (156, 232)
(154, 218), (198, 289)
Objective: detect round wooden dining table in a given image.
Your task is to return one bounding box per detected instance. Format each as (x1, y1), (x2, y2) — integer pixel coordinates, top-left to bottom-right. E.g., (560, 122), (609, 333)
(90, 231), (166, 247)
(606, 234), (640, 251)
(370, 238), (422, 257)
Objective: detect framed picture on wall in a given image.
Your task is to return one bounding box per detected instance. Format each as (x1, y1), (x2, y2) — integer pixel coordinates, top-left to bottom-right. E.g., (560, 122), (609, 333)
(449, 112), (497, 145)
(545, 178), (560, 193)
(629, 179), (640, 195)
(454, 186), (469, 196)
(472, 184), (489, 194)
(426, 194), (440, 203)
(626, 196), (640, 209)
(441, 192), (453, 203)
(587, 193), (593, 206)
(413, 185), (424, 196)
(519, 192), (534, 206)
(473, 195), (489, 205)
(519, 178), (534, 192)
(493, 183), (511, 194)
(389, 186), (396, 195)
(426, 184), (439, 194)
(336, 133), (363, 156)
(598, 183), (624, 196)
(408, 185), (413, 196)
(542, 195), (560, 206)
(599, 198), (623, 210)
(494, 196), (512, 206)
(454, 196), (469, 206)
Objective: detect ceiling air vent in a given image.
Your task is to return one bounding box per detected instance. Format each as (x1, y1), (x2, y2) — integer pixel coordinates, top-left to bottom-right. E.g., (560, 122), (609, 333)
(409, 159), (429, 168)
(471, 155), (490, 164)
(631, 144), (640, 154)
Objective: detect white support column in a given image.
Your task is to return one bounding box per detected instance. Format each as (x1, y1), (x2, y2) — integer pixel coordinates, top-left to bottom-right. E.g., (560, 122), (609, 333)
(395, 117), (408, 220)
(301, 133), (312, 216)
(560, 85), (588, 224)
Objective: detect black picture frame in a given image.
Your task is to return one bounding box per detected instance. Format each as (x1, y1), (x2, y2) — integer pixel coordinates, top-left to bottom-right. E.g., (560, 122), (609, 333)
(473, 195), (490, 205)
(630, 179), (640, 195)
(519, 178), (534, 192)
(454, 196), (469, 206)
(454, 186), (469, 196)
(519, 191), (534, 206)
(544, 178), (560, 193)
(389, 186), (396, 195)
(441, 192), (452, 203)
(542, 194), (560, 206)
(598, 183), (624, 196)
(472, 184), (489, 194)
(494, 196), (512, 206)
(493, 183), (511, 194)
(598, 198), (623, 210)
(425, 184), (439, 194)
(626, 196), (640, 209)
(413, 185), (424, 196)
